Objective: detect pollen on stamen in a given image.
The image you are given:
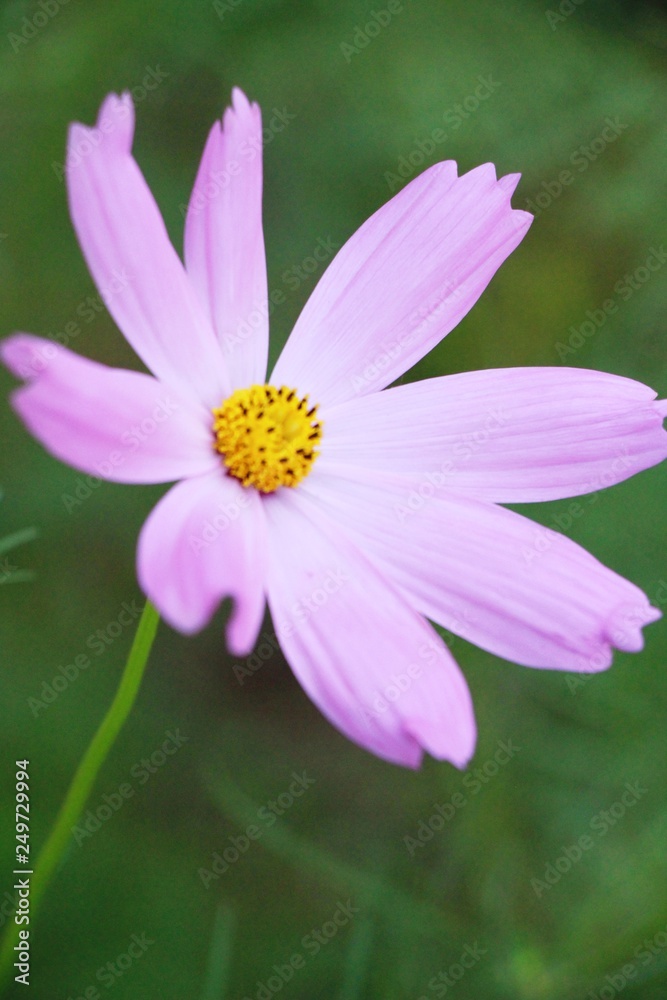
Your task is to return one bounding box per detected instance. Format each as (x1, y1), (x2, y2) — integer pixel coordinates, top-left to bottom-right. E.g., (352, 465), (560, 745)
(212, 384), (323, 493)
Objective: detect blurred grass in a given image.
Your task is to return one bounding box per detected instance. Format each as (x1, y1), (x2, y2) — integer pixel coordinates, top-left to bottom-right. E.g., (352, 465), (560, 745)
(1, 0), (666, 997)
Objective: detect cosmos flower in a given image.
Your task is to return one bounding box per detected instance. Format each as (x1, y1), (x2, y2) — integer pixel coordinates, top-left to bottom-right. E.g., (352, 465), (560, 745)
(3, 89), (666, 768)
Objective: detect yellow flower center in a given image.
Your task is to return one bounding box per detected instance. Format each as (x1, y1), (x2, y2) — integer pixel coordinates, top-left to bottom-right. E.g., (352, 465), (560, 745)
(212, 385), (323, 493)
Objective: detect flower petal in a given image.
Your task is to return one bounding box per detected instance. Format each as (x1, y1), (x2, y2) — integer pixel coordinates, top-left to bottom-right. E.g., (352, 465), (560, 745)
(66, 92), (228, 406)
(271, 162), (531, 405)
(137, 471), (266, 652)
(301, 466), (661, 672)
(319, 367), (667, 502)
(2, 334), (217, 483)
(184, 88), (269, 389)
(264, 488), (476, 768)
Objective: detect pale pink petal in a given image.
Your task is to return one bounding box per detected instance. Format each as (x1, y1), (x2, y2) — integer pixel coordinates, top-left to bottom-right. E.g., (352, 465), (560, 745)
(66, 93), (228, 406)
(137, 472), (266, 652)
(319, 367), (667, 502)
(264, 488), (476, 768)
(302, 466), (661, 672)
(2, 334), (217, 483)
(271, 162), (532, 406)
(184, 88), (268, 389)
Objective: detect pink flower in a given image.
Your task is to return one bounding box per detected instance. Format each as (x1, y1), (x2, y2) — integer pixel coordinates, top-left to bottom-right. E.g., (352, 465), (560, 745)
(3, 89), (666, 768)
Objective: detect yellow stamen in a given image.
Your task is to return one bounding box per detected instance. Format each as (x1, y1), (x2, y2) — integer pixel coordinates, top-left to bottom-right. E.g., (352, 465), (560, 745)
(212, 384), (323, 493)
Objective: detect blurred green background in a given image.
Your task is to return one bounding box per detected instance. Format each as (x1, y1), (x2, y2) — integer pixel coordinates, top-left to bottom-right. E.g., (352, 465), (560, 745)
(1, 0), (666, 996)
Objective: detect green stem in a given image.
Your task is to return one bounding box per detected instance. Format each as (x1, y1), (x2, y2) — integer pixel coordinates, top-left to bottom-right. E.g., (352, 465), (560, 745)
(0, 599), (160, 992)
